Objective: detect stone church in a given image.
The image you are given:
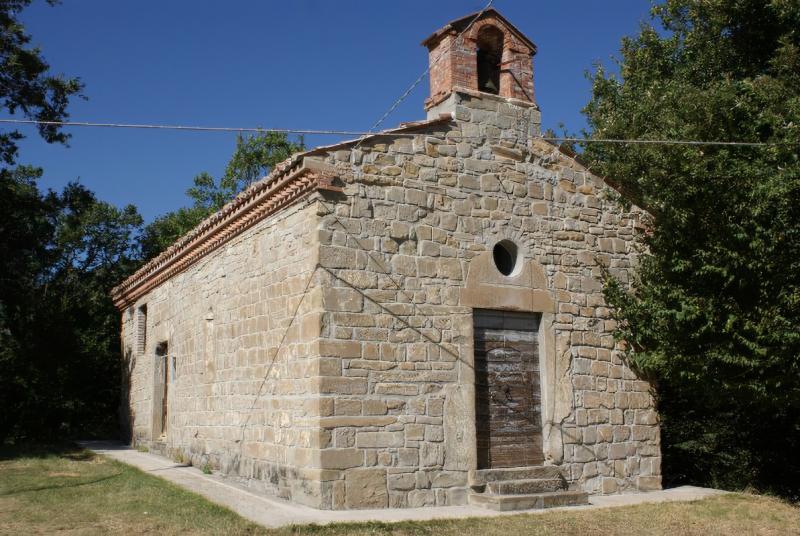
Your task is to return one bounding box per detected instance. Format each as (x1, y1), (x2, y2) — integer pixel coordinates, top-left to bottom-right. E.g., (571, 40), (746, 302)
(113, 8), (661, 510)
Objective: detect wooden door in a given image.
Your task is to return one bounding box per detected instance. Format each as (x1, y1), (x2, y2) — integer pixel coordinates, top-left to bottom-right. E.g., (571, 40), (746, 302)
(161, 355), (168, 436)
(154, 342), (169, 437)
(474, 310), (544, 468)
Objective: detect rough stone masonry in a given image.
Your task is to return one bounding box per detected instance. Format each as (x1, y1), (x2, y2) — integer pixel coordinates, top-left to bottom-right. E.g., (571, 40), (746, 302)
(113, 8), (661, 510)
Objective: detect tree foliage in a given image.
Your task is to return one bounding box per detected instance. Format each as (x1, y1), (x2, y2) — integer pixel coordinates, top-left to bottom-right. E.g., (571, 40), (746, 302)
(0, 1), (143, 441)
(0, 0), (83, 165)
(584, 0), (800, 498)
(222, 131), (303, 192)
(0, 168), (142, 440)
(140, 132), (303, 260)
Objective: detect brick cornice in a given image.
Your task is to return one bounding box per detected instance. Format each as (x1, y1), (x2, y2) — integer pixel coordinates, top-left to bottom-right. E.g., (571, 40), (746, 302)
(111, 158), (341, 310)
(421, 7), (537, 54)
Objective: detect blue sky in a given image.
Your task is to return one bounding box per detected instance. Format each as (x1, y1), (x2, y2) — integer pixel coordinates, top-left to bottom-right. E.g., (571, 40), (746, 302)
(13, 1), (652, 221)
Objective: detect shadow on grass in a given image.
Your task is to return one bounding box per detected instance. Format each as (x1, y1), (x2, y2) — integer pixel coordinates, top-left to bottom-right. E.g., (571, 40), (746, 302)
(0, 441), (90, 462)
(0, 441), (124, 496)
(0, 470), (124, 497)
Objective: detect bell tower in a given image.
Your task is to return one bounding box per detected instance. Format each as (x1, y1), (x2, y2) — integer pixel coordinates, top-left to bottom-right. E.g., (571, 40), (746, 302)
(422, 8), (538, 110)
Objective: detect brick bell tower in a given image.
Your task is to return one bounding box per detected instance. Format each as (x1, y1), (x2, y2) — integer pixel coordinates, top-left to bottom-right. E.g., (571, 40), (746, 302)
(422, 8), (538, 111)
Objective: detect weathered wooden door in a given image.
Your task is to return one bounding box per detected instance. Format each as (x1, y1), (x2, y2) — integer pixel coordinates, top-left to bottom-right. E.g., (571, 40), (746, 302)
(161, 355), (168, 436)
(474, 310), (544, 468)
(154, 342), (169, 438)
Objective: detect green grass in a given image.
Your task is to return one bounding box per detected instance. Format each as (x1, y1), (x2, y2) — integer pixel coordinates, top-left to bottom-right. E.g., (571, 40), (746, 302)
(1, 444), (798, 535)
(0, 443), (262, 534)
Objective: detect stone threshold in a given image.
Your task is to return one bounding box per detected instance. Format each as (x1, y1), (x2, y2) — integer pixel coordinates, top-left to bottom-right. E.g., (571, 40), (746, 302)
(79, 441), (727, 529)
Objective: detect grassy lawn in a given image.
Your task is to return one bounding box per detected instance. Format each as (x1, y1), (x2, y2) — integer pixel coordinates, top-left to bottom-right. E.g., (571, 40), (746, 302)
(1, 444), (798, 535)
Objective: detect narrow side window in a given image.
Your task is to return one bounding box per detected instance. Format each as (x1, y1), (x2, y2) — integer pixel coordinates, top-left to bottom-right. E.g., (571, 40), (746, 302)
(137, 304), (148, 355)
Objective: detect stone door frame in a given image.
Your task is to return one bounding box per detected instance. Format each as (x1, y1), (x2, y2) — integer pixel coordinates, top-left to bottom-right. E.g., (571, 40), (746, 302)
(459, 247), (572, 470)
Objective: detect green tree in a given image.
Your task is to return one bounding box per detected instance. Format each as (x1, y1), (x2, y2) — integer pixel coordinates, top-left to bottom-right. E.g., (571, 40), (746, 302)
(584, 0), (800, 498)
(140, 132), (303, 260)
(222, 131), (303, 191)
(0, 1), (144, 441)
(0, 171), (143, 440)
(0, 0), (83, 165)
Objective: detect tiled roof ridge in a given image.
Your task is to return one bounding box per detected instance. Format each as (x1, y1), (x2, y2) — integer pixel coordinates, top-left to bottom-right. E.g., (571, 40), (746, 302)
(111, 153), (309, 309)
(110, 117), (453, 309)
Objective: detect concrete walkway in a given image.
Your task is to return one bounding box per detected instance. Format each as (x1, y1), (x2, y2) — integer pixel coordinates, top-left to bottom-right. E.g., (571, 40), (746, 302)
(80, 441), (726, 529)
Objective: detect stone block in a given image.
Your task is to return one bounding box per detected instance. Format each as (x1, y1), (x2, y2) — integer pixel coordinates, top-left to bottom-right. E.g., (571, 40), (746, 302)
(389, 221), (411, 240)
(427, 398), (444, 417)
(334, 399), (362, 416)
(437, 258), (462, 279)
(317, 358), (342, 377)
(318, 377), (367, 395)
(319, 448), (364, 469)
(420, 442), (444, 467)
(334, 428), (355, 448)
(457, 174), (480, 190)
(635, 410), (659, 425)
(601, 477), (618, 494)
(406, 189), (428, 206)
(631, 425), (654, 441)
(345, 469), (388, 508)
(382, 166), (402, 176)
(319, 340), (362, 359)
(391, 255), (417, 276)
(440, 486), (466, 507)
(613, 426), (631, 442)
(430, 471), (467, 488)
(356, 431), (404, 448)
(405, 424), (425, 441)
(573, 445), (596, 463)
(319, 416), (396, 428)
(423, 239), (445, 256)
(398, 448), (419, 466)
(388, 493), (408, 508)
(608, 442), (629, 460)
(636, 476), (662, 491)
(388, 472), (416, 491)
(408, 489), (435, 507)
(375, 383), (418, 396)
(425, 426), (444, 442)
(363, 399), (388, 415)
(597, 425), (613, 443)
(437, 145), (457, 157)
(320, 245), (365, 269)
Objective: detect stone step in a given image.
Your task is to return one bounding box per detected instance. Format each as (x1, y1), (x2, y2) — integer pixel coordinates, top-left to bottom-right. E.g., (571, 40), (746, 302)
(468, 490), (590, 511)
(486, 478), (565, 495)
(469, 466), (562, 486)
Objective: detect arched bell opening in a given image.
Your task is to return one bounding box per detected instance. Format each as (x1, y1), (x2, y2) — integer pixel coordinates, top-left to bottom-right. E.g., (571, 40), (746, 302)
(476, 26), (504, 95)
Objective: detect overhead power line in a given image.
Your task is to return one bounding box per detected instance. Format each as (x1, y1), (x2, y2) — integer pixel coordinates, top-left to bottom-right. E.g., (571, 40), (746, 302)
(0, 118), (369, 136)
(1, 118), (794, 147)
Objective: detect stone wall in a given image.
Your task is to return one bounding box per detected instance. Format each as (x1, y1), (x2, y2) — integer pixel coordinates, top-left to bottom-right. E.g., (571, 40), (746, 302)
(309, 88), (661, 507)
(121, 199), (328, 506)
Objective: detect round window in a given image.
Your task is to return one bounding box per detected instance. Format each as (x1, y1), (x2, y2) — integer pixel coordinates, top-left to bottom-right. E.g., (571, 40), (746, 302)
(493, 240), (519, 276)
